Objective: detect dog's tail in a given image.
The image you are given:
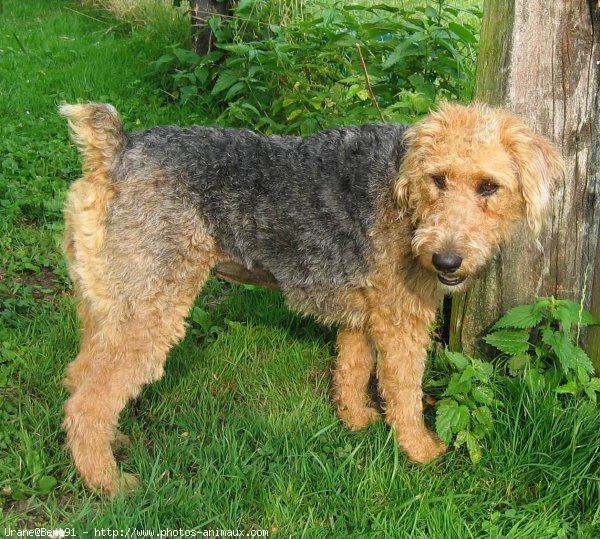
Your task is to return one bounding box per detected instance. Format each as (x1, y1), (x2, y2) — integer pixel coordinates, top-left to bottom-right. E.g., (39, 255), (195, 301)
(59, 103), (126, 175)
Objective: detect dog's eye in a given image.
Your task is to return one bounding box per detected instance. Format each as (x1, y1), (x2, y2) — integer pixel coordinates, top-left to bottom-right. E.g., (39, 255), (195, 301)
(478, 181), (499, 196)
(431, 174), (447, 190)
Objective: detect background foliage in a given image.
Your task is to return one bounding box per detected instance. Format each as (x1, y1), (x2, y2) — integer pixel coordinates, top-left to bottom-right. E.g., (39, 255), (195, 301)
(156, 0), (481, 133)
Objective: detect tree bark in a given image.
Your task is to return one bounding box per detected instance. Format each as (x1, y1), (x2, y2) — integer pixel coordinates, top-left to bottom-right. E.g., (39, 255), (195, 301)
(449, 0), (600, 368)
(191, 0), (232, 55)
(589, 228), (600, 369)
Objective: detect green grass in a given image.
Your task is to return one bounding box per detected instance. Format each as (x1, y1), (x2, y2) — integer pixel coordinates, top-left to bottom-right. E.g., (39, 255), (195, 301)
(1, 0), (599, 535)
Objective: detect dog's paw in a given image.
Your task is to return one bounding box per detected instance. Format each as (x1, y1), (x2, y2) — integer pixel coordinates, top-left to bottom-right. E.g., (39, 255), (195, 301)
(403, 430), (447, 464)
(85, 471), (139, 497)
(338, 405), (381, 431)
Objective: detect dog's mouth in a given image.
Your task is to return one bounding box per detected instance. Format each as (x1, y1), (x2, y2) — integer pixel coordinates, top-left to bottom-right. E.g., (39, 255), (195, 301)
(437, 273), (466, 286)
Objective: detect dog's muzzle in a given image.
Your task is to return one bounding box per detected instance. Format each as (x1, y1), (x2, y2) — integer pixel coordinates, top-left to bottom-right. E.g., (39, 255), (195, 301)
(432, 253), (465, 286)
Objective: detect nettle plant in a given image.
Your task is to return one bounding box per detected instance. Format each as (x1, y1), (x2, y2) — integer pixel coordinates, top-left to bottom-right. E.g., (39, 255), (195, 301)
(484, 297), (600, 399)
(433, 297), (599, 463)
(433, 350), (498, 464)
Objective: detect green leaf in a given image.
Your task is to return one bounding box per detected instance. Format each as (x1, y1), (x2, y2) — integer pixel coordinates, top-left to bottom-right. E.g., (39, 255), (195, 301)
(35, 475), (57, 494)
(172, 47), (201, 65)
(454, 429), (468, 448)
(240, 102), (261, 115)
(10, 484), (32, 501)
(580, 310), (600, 326)
(555, 381), (578, 395)
(411, 93), (433, 114)
(153, 53), (175, 68)
(445, 350), (469, 371)
(472, 406), (493, 432)
(408, 73), (435, 101)
(218, 43), (252, 55)
(492, 304), (543, 329)
(507, 353), (529, 376)
(436, 399), (470, 444)
(554, 301), (600, 329)
(211, 70), (240, 96)
(346, 4), (400, 14)
(346, 84), (362, 100)
(448, 22), (478, 44)
(286, 108), (303, 122)
(465, 431), (483, 464)
(484, 329), (530, 356)
(207, 14), (222, 33)
(424, 6), (438, 18)
(225, 81), (247, 101)
(472, 386), (494, 405)
(193, 66), (210, 85)
(584, 378), (600, 401)
(382, 34), (426, 69)
(282, 95), (300, 108)
(443, 368), (474, 397)
(542, 328), (578, 373)
(586, 378), (600, 391)
(328, 34), (358, 48)
(472, 359), (494, 383)
(572, 346), (595, 375)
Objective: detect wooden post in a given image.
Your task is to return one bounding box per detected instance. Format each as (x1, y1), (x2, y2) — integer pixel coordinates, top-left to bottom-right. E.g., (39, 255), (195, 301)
(590, 230), (600, 370)
(191, 0), (231, 55)
(449, 0), (600, 367)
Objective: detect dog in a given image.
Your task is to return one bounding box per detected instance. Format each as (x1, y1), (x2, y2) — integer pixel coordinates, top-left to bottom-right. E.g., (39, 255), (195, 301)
(59, 102), (563, 494)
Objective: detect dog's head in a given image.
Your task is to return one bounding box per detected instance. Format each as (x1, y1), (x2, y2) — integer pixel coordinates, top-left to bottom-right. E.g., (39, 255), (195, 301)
(394, 102), (564, 291)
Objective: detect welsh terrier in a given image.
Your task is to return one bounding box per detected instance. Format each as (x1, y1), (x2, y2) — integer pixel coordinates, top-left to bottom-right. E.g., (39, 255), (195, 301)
(59, 102), (563, 494)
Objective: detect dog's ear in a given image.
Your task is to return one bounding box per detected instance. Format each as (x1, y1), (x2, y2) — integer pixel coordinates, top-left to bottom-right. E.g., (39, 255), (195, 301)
(393, 126), (419, 210)
(500, 116), (564, 236)
(393, 172), (410, 210)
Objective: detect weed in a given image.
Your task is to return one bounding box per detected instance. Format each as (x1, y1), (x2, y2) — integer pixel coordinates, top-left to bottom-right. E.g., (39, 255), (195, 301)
(434, 298), (600, 464)
(432, 350), (499, 463)
(485, 297), (600, 399)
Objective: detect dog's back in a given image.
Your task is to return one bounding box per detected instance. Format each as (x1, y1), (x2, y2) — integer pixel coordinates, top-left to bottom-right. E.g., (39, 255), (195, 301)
(62, 103), (408, 291)
(125, 122), (407, 289)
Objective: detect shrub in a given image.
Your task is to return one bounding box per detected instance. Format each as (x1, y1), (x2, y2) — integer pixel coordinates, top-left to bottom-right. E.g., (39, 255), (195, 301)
(154, 0), (482, 133)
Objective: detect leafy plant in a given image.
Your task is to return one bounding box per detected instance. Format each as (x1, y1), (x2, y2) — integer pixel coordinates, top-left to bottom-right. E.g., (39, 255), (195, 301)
(484, 297), (600, 400)
(189, 305), (225, 343)
(154, 0), (481, 134)
(433, 349), (499, 463)
(433, 297), (599, 463)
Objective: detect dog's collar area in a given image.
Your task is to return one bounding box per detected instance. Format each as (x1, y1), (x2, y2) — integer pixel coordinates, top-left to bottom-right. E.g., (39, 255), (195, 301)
(437, 273), (465, 286)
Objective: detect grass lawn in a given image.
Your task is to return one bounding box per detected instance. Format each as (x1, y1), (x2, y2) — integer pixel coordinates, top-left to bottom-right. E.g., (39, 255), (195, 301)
(1, 0), (598, 535)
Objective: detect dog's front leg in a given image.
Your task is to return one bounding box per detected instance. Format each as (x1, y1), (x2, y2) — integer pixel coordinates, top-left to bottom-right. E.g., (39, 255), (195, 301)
(369, 304), (447, 464)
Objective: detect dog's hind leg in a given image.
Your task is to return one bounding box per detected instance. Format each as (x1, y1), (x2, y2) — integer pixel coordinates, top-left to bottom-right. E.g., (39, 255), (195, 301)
(63, 246), (213, 495)
(333, 328), (380, 430)
(62, 182), (216, 495)
(60, 102), (220, 494)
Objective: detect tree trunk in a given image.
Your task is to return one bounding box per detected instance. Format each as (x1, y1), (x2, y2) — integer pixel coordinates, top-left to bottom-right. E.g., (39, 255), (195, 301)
(449, 0), (600, 369)
(589, 229), (600, 369)
(191, 0), (232, 55)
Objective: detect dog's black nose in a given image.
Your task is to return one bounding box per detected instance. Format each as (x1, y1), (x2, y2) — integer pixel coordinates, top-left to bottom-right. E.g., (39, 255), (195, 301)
(432, 253), (462, 273)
